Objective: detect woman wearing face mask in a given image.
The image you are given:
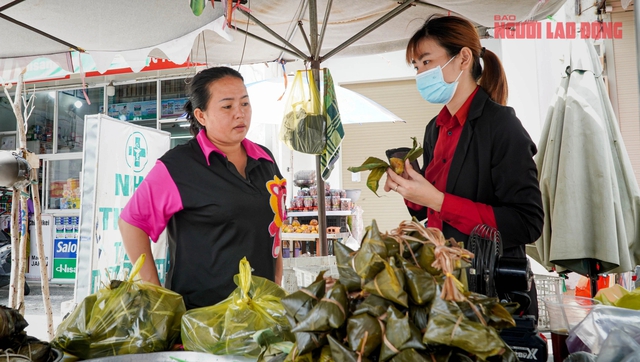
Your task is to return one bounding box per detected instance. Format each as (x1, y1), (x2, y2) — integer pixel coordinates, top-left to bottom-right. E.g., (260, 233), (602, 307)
(384, 15), (544, 319)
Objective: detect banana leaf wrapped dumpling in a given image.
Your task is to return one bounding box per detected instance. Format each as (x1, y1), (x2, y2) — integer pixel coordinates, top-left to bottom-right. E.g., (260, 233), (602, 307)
(292, 281), (349, 333)
(334, 241), (364, 291)
(379, 305), (424, 362)
(363, 258), (408, 308)
(423, 292), (509, 361)
(461, 293), (516, 330)
(346, 313), (382, 357)
(400, 256), (436, 306)
(52, 254), (185, 360)
(281, 275), (326, 322)
(50, 293), (96, 357)
(281, 276), (328, 355)
(182, 257), (293, 358)
(327, 335), (372, 362)
(390, 348), (429, 362)
(353, 294), (393, 318)
(352, 221), (388, 281)
(409, 305), (429, 335)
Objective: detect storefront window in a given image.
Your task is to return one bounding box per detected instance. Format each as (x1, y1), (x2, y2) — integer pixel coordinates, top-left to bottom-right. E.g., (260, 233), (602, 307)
(160, 78), (188, 120)
(57, 88), (104, 153)
(0, 96), (17, 133)
(46, 159), (82, 210)
(160, 120), (192, 148)
(25, 91), (55, 154)
(108, 81), (157, 129)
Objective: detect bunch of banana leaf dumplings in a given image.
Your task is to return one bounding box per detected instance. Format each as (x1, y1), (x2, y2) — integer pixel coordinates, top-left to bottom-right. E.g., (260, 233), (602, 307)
(277, 219), (520, 362)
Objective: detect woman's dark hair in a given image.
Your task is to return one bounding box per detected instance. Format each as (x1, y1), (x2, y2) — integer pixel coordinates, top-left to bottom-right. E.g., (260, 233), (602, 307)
(184, 66), (245, 136)
(406, 15), (508, 105)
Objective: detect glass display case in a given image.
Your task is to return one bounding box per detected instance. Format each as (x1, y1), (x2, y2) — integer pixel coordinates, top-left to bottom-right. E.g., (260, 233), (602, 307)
(45, 158), (82, 210)
(56, 88), (104, 153)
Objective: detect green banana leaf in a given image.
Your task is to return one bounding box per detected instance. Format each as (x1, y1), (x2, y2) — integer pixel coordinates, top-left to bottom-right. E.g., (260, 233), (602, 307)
(423, 293), (508, 360)
(281, 278), (326, 322)
(379, 305), (425, 361)
(409, 305), (429, 335)
(0, 306), (28, 342)
(347, 138), (423, 196)
(346, 313), (382, 357)
(405, 137), (424, 163)
(401, 256), (437, 306)
(382, 233), (400, 257)
(254, 327), (295, 362)
(364, 258), (408, 308)
(15, 336), (53, 362)
(390, 348), (429, 362)
(353, 294), (394, 318)
(333, 240), (364, 292)
(327, 335), (372, 362)
(283, 346), (314, 362)
(353, 221), (388, 280)
(318, 345), (335, 362)
(461, 293), (516, 330)
(417, 244), (442, 277)
(292, 282), (349, 333)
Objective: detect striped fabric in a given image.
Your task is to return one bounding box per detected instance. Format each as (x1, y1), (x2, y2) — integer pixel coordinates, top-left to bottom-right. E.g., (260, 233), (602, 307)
(321, 69), (345, 180)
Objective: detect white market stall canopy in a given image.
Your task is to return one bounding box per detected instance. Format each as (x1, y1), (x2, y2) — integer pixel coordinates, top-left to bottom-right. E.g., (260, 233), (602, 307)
(0, 0), (566, 75)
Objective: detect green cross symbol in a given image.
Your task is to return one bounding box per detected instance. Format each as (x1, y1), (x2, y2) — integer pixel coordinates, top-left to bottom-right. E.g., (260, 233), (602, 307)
(128, 137), (147, 168)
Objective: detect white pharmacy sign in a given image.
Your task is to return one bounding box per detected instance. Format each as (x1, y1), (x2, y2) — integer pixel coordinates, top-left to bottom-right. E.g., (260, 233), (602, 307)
(75, 114), (170, 302)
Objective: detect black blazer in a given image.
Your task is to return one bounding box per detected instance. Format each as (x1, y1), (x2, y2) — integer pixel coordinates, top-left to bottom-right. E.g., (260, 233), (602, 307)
(409, 87), (544, 259)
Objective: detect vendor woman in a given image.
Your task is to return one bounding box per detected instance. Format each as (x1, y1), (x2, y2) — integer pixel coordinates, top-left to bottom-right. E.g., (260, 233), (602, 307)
(119, 66), (286, 310)
(384, 16), (544, 319)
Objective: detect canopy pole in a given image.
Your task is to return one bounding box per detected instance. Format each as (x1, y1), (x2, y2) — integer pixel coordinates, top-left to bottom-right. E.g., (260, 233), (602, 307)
(237, 8), (310, 59)
(232, 26), (309, 60)
(0, 13), (84, 52)
(636, 0), (640, 151)
(307, 0), (328, 256)
(314, 0), (333, 60)
(296, 21), (314, 57)
(321, 0), (417, 61)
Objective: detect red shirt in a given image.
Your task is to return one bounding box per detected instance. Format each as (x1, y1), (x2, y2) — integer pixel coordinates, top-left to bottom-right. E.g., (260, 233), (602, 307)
(408, 86), (497, 234)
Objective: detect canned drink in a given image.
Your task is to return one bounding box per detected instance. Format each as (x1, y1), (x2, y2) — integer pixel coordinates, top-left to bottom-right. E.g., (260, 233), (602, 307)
(341, 198), (352, 211)
(303, 196), (314, 208)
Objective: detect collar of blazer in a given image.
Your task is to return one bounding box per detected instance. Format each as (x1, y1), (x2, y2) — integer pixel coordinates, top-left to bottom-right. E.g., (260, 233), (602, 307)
(445, 86), (490, 192)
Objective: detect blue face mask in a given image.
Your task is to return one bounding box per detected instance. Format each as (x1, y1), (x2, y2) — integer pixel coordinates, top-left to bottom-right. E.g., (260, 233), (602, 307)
(416, 55), (463, 104)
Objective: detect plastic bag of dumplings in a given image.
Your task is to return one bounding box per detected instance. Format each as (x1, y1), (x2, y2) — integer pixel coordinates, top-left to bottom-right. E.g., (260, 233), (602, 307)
(181, 257), (294, 358)
(51, 254), (185, 359)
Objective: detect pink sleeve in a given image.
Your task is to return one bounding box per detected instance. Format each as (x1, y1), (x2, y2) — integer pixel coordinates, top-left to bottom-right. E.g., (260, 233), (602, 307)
(120, 160), (183, 242)
(439, 193), (497, 234)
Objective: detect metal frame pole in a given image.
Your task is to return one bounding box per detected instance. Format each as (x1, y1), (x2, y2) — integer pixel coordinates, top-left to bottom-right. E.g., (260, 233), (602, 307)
(308, 0), (328, 256)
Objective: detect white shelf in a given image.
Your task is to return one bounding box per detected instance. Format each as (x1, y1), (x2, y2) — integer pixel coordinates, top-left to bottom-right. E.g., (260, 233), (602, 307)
(281, 232), (350, 241)
(287, 210), (353, 217)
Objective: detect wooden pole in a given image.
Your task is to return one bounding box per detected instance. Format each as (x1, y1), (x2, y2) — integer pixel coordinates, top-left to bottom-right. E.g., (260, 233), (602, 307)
(17, 195), (27, 314)
(8, 187), (19, 308)
(2, 70), (54, 335)
(4, 70), (26, 310)
(30, 167), (54, 340)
